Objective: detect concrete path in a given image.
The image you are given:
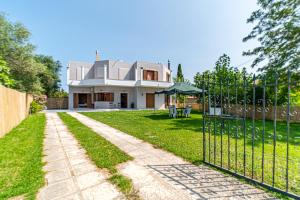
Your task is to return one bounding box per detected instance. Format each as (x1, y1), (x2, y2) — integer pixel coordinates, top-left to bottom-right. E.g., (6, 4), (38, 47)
(37, 113), (124, 200)
(69, 112), (275, 200)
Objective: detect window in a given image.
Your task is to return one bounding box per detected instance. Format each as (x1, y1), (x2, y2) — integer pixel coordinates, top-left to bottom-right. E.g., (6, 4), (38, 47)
(94, 93), (114, 102)
(143, 70), (158, 81)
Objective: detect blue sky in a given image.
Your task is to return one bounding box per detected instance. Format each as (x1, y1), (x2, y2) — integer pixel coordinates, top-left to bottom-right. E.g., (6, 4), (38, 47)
(1, 0), (259, 91)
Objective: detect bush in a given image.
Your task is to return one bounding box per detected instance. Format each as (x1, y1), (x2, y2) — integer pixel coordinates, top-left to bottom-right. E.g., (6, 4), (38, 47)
(30, 100), (43, 114)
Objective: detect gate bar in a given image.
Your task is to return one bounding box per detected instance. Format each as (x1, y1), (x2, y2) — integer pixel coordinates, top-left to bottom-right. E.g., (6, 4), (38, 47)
(252, 74), (256, 179)
(286, 68), (291, 192)
(272, 73), (278, 187)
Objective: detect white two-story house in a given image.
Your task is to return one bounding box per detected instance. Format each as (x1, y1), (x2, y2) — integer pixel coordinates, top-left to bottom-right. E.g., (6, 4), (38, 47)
(67, 55), (173, 109)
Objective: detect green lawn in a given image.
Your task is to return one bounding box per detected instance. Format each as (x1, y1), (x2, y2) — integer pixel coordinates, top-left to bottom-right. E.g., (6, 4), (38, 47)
(58, 113), (138, 199)
(81, 110), (300, 197)
(0, 113), (46, 200)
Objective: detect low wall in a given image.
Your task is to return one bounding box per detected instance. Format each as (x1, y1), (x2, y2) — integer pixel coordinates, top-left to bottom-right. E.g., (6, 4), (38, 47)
(226, 105), (300, 122)
(0, 85), (33, 137)
(188, 103), (300, 122)
(46, 97), (68, 109)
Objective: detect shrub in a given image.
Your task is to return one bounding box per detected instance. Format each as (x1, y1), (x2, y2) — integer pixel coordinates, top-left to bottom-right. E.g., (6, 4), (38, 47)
(30, 100), (43, 114)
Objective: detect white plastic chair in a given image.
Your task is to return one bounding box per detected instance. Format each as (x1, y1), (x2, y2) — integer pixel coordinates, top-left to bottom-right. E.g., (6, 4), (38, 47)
(184, 107), (192, 118)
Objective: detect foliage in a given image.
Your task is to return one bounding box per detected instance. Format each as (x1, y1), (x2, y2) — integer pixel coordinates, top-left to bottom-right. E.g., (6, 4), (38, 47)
(175, 64), (184, 83)
(35, 55), (62, 96)
(174, 64), (186, 103)
(29, 100), (43, 114)
(0, 56), (14, 87)
(194, 54), (255, 105)
(243, 0), (300, 74)
(49, 89), (68, 98)
(291, 90), (300, 106)
(0, 14), (62, 94)
(0, 113), (45, 199)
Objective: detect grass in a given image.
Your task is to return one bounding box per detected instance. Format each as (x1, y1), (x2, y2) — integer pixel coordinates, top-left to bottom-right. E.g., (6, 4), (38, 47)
(0, 113), (46, 200)
(81, 110), (300, 197)
(58, 113), (138, 199)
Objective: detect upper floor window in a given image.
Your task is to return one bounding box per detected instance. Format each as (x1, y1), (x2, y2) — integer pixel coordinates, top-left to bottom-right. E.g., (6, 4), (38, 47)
(94, 93), (114, 102)
(143, 70), (158, 81)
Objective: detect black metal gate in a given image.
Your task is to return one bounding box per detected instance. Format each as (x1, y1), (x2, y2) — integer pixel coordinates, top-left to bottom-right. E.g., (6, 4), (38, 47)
(201, 70), (300, 199)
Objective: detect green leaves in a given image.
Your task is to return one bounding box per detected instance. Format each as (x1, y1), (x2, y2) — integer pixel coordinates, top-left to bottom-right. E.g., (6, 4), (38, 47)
(243, 0), (300, 73)
(0, 57), (14, 87)
(175, 64), (184, 83)
(0, 14), (62, 95)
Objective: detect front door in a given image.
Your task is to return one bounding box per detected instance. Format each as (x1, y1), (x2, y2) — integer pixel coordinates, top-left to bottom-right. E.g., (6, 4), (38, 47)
(146, 93), (155, 108)
(120, 93), (128, 108)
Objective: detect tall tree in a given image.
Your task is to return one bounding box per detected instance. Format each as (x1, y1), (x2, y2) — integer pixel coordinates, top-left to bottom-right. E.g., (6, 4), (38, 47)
(176, 64), (184, 82)
(243, 0), (300, 74)
(0, 14), (42, 92)
(0, 14), (62, 94)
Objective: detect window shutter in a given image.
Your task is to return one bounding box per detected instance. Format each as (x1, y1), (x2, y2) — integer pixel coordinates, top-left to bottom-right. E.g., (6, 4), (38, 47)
(143, 70), (147, 80)
(154, 71), (158, 81)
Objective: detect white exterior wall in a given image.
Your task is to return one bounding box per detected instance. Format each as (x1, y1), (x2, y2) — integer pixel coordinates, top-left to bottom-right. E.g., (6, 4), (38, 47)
(69, 86), (136, 109)
(135, 61), (171, 82)
(94, 86), (135, 108)
(69, 86), (165, 110)
(69, 86), (92, 109)
(136, 87), (165, 110)
(68, 59), (172, 110)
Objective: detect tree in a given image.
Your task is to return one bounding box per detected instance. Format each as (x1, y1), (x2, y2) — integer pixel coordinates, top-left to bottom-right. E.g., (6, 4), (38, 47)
(0, 14), (62, 94)
(243, 0), (300, 74)
(35, 55), (62, 96)
(0, 56), (14, 87)
(50, 89), (68, 98)
(194, 54), (255, 105)
(175, 64), (184, 82)
(0, 14), (42, 93)
(243, 0), (300, 105)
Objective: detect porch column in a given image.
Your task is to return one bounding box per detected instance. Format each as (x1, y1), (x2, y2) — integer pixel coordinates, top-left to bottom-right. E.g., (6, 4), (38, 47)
(140, 67), (143, 84)
(104, 65), (107, 84)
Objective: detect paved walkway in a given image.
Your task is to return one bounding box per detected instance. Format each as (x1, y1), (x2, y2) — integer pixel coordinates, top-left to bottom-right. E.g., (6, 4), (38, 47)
(37, 113), (124, 200)
(69, 112), (275, 200)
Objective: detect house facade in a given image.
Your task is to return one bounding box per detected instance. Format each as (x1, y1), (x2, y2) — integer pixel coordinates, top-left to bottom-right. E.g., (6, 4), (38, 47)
(67, 56), (173, 109)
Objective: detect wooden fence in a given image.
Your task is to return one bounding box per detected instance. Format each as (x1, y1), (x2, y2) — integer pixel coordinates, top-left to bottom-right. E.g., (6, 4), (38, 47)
(46, 97), (68, 109)
(0, 85), (33, 137)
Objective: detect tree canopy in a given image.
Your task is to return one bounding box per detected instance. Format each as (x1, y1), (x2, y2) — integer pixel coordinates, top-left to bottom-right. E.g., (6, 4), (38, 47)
(0, 14), (63, 95)
(243, 0), (300, 74)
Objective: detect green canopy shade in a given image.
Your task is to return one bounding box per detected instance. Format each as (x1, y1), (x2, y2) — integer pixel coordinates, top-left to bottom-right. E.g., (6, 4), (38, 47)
(155, 82), (204, 95)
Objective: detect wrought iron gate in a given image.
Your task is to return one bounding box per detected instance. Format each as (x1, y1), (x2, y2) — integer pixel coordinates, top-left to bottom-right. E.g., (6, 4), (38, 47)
(201, 70), (300, 199)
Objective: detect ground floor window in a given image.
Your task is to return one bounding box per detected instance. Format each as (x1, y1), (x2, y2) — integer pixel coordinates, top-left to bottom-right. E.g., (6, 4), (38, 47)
(94, 93), (114, 102)
(73, 93), (92, 108)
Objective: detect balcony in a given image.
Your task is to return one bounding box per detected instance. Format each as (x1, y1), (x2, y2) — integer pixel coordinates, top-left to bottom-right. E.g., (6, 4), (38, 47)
(137, 80), (173, 88)
(69, 78), (173, 88)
